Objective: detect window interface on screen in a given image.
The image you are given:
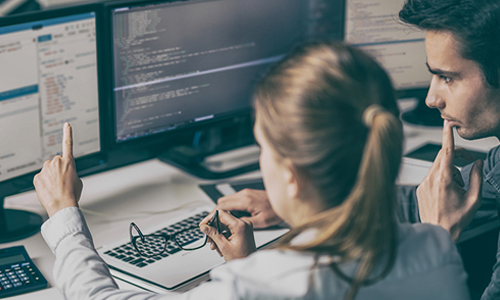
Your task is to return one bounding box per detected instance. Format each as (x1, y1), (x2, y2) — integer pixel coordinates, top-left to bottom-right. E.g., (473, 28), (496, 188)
(0, 12), (100, 182)
(112, 0), (311, 142)
(345, 0), (431, 90)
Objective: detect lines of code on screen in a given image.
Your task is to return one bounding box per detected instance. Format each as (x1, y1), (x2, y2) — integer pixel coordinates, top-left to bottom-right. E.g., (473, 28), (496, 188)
(112, 0), (306, 142)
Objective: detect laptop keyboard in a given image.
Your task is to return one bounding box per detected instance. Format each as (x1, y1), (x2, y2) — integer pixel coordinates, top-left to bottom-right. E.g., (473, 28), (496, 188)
(103, 211), (209, 268)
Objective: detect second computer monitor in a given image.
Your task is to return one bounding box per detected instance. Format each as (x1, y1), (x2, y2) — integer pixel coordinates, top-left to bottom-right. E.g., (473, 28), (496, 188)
(110, 0), (344, 143)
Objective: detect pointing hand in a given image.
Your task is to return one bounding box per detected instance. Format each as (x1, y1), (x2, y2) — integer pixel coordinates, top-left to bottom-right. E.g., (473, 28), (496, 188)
(34, 123), (83, 217)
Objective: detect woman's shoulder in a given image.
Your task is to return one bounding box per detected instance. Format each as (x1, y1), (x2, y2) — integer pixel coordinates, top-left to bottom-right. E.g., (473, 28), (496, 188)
(398, 223), (457, 252)
(208, 249), (323, 297)
(203, 225), (467, 299)
(357, 223), (470, 299)
(393, 223), (463, 275)
(212, 248), (314, 280)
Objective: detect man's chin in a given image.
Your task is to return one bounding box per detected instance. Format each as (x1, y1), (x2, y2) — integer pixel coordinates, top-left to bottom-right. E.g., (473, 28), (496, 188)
(455, 127), (485, 141)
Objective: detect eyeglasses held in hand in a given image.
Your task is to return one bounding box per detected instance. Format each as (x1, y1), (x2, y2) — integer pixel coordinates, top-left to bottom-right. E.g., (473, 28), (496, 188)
(129, 210), (221, 257)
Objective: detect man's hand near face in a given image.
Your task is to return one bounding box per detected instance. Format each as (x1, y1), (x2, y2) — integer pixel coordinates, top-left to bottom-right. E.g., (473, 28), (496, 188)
(34, 123), (83, 218)
(416, 120), (484, 242)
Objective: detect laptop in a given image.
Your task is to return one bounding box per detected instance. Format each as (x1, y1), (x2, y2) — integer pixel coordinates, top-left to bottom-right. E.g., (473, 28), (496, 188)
(97, 183), (288, 290)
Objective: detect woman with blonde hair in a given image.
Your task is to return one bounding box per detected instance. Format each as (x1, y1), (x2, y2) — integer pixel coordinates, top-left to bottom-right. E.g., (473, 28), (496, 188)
(35, 41), (469, 300)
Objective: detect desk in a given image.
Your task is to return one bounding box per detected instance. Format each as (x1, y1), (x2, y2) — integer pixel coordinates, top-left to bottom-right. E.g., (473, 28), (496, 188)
(2, 99), (499, 299)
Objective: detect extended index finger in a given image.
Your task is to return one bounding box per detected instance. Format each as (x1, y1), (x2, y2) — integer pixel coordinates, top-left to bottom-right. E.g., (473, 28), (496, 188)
(62, 122), (73, 158)
(441, 120), (455, 171)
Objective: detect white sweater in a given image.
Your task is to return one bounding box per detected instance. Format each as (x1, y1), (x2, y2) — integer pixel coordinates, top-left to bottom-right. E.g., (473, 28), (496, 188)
(41, 207), (470, 300)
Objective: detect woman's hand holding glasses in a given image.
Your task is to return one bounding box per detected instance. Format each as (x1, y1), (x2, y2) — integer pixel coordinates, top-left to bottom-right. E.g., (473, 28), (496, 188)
(200, 210), (256, 261)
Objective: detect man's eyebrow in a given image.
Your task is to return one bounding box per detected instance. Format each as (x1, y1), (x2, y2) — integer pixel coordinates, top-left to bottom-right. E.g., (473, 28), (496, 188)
(426, 62), (460, 77)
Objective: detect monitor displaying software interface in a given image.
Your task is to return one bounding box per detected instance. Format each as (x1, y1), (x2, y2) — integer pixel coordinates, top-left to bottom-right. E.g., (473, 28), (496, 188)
(0, 12), (101, 183)
(345, 0), (431, 90)
(112, 0), (343, 142)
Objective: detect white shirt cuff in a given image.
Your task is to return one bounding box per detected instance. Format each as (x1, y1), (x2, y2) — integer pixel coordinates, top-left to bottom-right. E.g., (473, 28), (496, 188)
(41, 206), (92, 254)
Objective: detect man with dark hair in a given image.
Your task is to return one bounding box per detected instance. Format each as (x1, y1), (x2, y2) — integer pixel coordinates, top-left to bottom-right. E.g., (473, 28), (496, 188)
(397, 0), (500, 239)
(214, 0), (500, 298)
(397, 1), (500, 298)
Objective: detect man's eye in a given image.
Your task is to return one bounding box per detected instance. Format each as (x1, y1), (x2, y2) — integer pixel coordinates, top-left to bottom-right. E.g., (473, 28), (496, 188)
(441, 76), (453, 84)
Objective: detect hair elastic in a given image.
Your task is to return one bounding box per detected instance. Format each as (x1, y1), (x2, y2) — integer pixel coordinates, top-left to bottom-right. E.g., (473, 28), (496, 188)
(362, 104), (385, 128)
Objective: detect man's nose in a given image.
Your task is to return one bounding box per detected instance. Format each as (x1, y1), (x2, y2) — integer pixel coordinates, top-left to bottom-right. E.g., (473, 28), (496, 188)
(425, 78), (445, 109)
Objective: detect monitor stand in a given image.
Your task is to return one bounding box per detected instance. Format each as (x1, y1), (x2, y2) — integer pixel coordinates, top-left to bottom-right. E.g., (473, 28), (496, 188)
(0, 196), (43, 243)
(157, 115), (260, 180)
(158, 144), (260, 180)
(400, 97), (443, 127)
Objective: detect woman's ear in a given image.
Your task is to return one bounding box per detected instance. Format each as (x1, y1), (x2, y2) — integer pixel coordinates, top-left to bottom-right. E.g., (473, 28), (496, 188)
(283, 159), (300, 199)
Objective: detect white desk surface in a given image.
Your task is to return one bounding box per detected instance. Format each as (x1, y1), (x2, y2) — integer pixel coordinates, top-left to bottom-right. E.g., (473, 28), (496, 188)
(2, 99), (499, 299)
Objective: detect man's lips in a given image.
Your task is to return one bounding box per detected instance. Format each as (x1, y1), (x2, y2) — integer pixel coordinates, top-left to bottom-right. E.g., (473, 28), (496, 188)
(443, 117), (460, 128)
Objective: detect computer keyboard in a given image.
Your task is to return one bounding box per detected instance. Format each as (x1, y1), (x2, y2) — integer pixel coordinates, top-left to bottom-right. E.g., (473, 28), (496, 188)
(103, 211), (209, 268)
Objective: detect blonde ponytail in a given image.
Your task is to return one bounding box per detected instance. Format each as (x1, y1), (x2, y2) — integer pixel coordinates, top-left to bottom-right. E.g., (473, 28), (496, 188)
(276, 109), (402, 299)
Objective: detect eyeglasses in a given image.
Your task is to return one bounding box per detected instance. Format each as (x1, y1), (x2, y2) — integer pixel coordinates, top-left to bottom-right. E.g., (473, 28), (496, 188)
(130, 210), (221, 258)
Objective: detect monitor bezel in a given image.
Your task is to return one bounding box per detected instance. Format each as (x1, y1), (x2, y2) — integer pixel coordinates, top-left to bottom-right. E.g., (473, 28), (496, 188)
(0, 3), (108, 197)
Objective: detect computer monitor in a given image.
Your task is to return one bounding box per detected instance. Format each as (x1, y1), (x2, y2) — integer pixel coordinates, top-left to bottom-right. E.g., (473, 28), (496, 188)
(0, 4), (103, 242)
(345, 0), (441, 126)
(107, 0), (345, 178)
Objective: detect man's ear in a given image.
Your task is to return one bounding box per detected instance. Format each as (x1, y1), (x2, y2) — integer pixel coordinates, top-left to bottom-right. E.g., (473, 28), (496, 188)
(283, 159), (300, 199)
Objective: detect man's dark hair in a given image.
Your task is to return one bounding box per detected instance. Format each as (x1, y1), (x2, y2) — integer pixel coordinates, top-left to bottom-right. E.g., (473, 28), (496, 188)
(400, 0), (500, 88)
